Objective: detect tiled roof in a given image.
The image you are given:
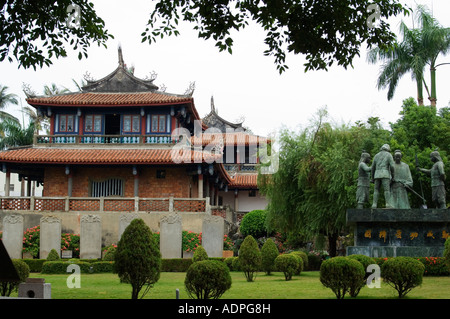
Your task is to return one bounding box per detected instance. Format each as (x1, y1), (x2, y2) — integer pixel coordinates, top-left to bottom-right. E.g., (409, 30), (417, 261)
(26, 92), (193, 107)
(0, 147), (220, 165)
(229, 174), (258, 188)
(191, 132), (270, 146)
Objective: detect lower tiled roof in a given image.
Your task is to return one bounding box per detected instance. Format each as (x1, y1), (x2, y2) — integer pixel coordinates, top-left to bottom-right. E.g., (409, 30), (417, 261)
(0, 147), (220, 165)
(229, 174), (258, 188)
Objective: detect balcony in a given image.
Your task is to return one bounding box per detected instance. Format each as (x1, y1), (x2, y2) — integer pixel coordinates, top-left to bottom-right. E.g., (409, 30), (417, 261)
(0, 196), (208, 213)
(34, 134), (180, 146)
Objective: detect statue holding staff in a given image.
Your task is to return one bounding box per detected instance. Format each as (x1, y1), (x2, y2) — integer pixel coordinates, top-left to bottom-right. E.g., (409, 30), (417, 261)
(417, 149), (446, 209)
(391, 150), (413, 209)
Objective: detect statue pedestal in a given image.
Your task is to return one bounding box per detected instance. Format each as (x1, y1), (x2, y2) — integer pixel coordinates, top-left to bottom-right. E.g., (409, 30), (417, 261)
(346, 209), (450, 258)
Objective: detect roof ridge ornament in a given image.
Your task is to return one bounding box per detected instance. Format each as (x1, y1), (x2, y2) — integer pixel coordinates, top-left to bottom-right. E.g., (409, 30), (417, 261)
(118, 45), (124, 67)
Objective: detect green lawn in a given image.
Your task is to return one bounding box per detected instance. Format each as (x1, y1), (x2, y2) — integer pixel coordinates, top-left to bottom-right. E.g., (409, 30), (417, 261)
(13, 271), (450, 299)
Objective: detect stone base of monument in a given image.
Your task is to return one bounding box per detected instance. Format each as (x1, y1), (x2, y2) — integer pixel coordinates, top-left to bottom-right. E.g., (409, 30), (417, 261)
(346, 208), (450, 258)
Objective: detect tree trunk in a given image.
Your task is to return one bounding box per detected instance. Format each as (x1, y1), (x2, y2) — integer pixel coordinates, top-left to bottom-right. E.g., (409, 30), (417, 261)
(429, 66), (437, 107)
(328, 233), (338, 257)
(416, 79), (424, 106)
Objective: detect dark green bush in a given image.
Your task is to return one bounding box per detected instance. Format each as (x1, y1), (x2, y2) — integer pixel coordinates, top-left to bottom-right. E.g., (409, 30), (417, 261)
(275, 254), (301, 281)
(47, 249), (60, 261)
(114, 218), (161, 299)
(22, 259), (46, 272)
(381, 256), (425, 298)
(239, 210), (267, 238)
(238, 235), (262, 282)
(231, 256), (241, 271)
(161, 258), (193, 272)
(306, 253), (323, 270)
(42, 261), (92, 274)
(102, 245), (116, 261)
(416, 257), (450, 276)
(261, 238), (279, 275)
(184, 260), (232, 299)
(0, 259), (30, 297)
(192, 245), (208, 263)
(347, 254), (376, 297)
(224, 257), (234, 271)
(319, 256), (365, 299)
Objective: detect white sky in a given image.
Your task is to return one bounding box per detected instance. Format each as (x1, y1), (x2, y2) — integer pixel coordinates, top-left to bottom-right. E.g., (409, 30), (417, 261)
(0, 0), (449, 137)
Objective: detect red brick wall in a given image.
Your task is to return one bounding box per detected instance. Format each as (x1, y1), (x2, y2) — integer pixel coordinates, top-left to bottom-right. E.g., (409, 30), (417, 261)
(43, 165), (193, 198)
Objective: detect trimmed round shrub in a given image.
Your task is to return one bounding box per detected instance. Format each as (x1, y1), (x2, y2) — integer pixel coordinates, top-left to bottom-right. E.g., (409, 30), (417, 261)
(184, 260), (232, 299)
(47, 249), (60, 261)
(381, 256), (425, 298)
(114, 218), (161, 299)
(0, 259), (30, 297)
(238, 235), (261, 282)
(289, 251), (307, 274)
(320, 256), (365, 299)
(347, 254), (376, 297)
(192, 245), (208, 263)
(261, 238), (279, 275)
(275, 254), (300, 281)
(239, 210), (267, 238)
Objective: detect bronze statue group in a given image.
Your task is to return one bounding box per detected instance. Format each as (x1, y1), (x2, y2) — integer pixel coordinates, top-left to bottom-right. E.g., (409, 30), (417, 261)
(357, 144), (446, 210)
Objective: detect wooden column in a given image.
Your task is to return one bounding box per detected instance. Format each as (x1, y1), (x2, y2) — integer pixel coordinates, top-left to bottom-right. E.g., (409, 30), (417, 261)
(5, 169), (10, 196)
(234, 189), (239, 212)
(198, 174), (203, 198)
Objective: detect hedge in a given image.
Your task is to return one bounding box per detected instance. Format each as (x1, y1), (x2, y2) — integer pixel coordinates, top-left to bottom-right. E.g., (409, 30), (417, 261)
(28, 257), (226, 273)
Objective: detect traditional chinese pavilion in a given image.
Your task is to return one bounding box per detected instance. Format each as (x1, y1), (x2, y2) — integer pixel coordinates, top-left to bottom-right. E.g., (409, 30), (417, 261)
(0, 48), (266, 235)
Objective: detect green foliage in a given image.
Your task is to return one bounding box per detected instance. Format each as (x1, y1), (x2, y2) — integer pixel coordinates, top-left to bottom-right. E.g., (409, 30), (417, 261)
(41, 261), (114, 274)
(0, 259), (30, 297)
(192, 245), (208, 263)
(381, 256), (425, 298)
(275, 254), (301, 281)
(319, 256), (365, 299)
(290, 251), (309, 271)
(145, 0), (406, 73)
(416, 257), (450, 276)
(22, 226), (40, 258)
(445, 238), (450, 268)
(238, 235), (262, 282)
(47, 249), (60, 261)
(114, 219), (161, 299)
(182, 231), (202, 252)
(347, 254), (376, 297)
(184, 260), (232, 299)
(239, 210), (267, 239)
(261, 238), (279, 275)
(61, 233), (80, 258)
(102, 245), (117, 261)
(0, 0), (113, 69)
(161, 258), (193, 272)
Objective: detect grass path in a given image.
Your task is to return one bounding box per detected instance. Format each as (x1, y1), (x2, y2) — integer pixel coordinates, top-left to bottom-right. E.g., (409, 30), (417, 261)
(18, 271), (450, 299)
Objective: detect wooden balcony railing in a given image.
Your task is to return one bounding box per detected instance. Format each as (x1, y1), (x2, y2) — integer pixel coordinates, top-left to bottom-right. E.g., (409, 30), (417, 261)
(34, 134), (179, 145)
(0, 196), (209, 213)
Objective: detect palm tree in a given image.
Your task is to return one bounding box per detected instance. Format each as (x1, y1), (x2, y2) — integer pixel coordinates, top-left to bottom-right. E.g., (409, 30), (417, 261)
(0, 117), (35, 150)
(368, 5), (450, 107)
(0, 85), (20, 122)
(43, 83), (70, 96)
(416, 5), (450, 106)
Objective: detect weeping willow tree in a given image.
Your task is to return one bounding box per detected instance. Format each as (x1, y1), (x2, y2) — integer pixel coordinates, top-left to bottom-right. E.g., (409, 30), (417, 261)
(259, 110), (381, 256)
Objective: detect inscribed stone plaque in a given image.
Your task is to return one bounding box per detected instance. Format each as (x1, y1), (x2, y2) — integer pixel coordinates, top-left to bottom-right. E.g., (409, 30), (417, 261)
(2, 214), (24, 259)
(118, 213), (139, 241)
(40, 216), (61, 259)
(160, 214), (182, 259)
(202, 215), (224, 258)
(80, 214), (102, 259)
